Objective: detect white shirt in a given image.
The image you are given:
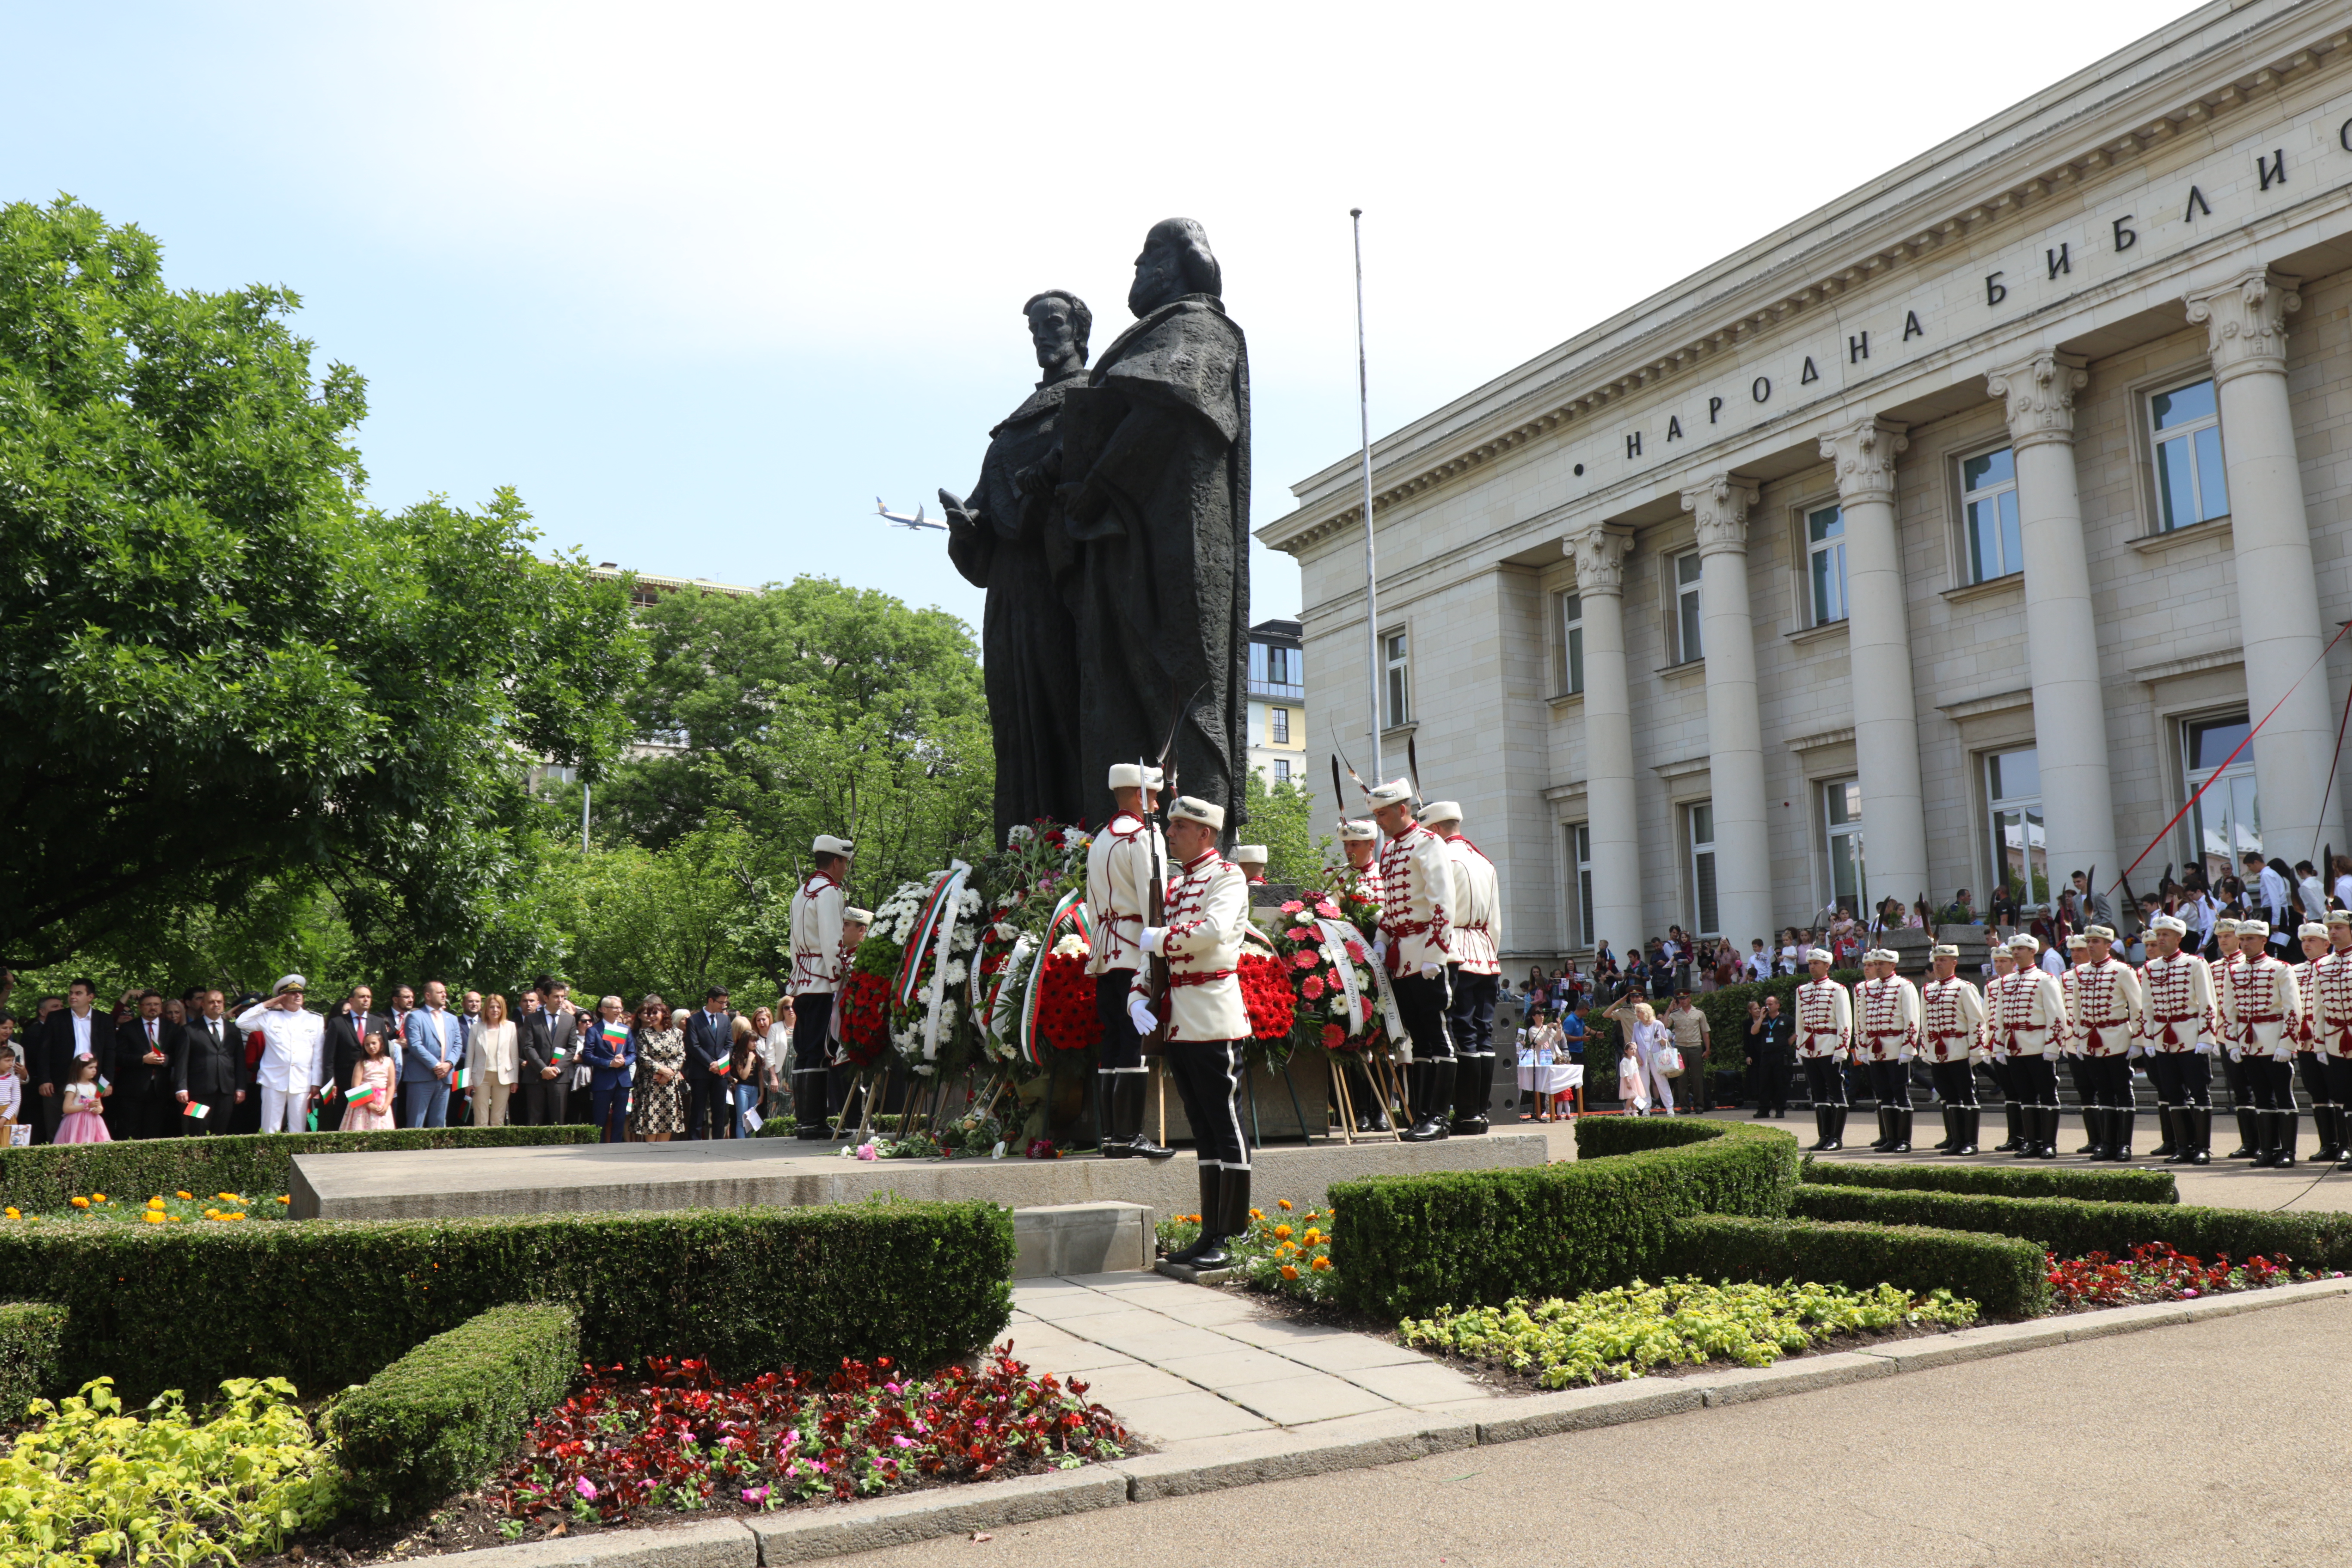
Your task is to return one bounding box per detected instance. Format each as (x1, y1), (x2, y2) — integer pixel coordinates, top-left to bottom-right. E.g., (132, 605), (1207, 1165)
(235, 1001), (327, 1093)
(1746, 952), (1773, 983)
(2039, 950), (2067, 978)
(2336, 873), (2352, 912)
(70, 1010), (93, 1058)
(2301, 874), (2328, 920)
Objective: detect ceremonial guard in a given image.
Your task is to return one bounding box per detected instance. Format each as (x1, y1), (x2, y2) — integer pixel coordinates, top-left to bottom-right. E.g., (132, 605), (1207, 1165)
(2310, 911), (2352, 1170)
(1990, 933), (2068, 1159)
(2137, 913), (2217, 1165)
(1853, 949), (1920, 1152)
(1918, 945), (1985, 1156)
(787, 833), (853, 1139)
(2219, 921), (2302, 1166)
(2068, 926), (2145, 1160)
(1085, 764), (1175, 1161)
(1981, 943), (2025, 1152)
(1368, 780), (1456, 1142)
(2293, 922), (2343, 1164)
(1132, 796), (1253, 1267)
(2209, 917), (2259, 1158)
(1333, 818), (1389, 1133)
(1231, 845), (1270, 886)
(1794, 948), (1852, 1152)
(2058, 933), (2097, 1153)
(1423, 802), (1501, 1136)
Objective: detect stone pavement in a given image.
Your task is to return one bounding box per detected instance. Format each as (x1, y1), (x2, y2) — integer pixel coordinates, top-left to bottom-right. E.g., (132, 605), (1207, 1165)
(1001, 1272), (1491, 1445)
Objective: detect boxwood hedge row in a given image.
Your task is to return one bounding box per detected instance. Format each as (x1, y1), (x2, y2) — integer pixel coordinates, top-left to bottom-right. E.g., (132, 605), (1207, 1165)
(1792, 1184), (2352, 1270)
(1798, 1160), (2177, 1205)
(1666, 1214), (2052, 1319)
(0, 1198), (1012, 1403)
(0, 1302), (67, 1418)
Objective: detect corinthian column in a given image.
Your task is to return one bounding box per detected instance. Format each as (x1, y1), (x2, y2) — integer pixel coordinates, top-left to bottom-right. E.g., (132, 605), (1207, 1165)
(1681, 475), (1773, 945)
(1986, 350), (2119, 899)
(2185, 269), (2344, 858)
(1820, 416), (1929, 910)
(1564, 524), (1641, 949)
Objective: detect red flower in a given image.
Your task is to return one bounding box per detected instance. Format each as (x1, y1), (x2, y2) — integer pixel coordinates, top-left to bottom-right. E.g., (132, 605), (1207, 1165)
(1321, 1023), (1344, 1048)
(1301, 975), (1325, 1000)
(1292, 950), (1318, 970)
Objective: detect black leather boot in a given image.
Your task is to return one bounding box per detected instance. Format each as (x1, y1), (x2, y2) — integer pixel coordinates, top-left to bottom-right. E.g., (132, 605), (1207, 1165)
(2184, 1106), (2212, 1165)
(2149, 1105), (2178, 1160)
(2254, 1111), (2281, 1168)
(1870, 1106), (1894, 1151)
(1952, 1107), (1979, 1156)
(1118, 1075), (1175, 1161)
(2315, 1105), (2344, 1164)
(2012, 1105), (2039, 1158)
(1099, 1071), (1134, 1158)
(1451, 1054), (1491, 1134)
(1935, 1106), (1957, 1153)
(2231, 1106), (2261, 1160)
(1810, 1106), (1835, 1152)
(1188, 1167), (1249, 1271)
(2034, 1106), (2060, 1158)
(1167, 1167), (1224, 1265)
(2107, 1109), (2135, 1161)
(2076, 1104), (2101, 1155)
(1889, 1107), (1912, 1154)
(2166, 1107), (2197, 1164)
(1996, 1101), (2024, 1152)
(1403, 1062), (1453, 1142)
(1823, 1106), (1847, 1151)
(2276, 1111), (2300, 1167)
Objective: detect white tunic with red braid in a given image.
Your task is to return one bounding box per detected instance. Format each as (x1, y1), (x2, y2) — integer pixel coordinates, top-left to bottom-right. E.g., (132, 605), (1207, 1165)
(1130, 849), (1250, 1042)
(1376, 821), (1452, 974)
(789, 873), (847, 995)
(2220, 952), (2300, 1061)
(2137, 951), (2217, 1053)
(2066, 957), (2143, 1059)
(1440, 833), (1501, 975)
(2297, 957), (2325, 1048)
(1794, 978), (1852, 1059)
(1852, 975), (1920, 1063)
(1918, 977), (1986, 1063)
(2310, 949), (2352, 1060)
(1084, 812), (1164, 977)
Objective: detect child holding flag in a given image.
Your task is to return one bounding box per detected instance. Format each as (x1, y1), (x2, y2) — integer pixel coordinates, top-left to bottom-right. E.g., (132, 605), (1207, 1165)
(340, 1031), (396, 1132)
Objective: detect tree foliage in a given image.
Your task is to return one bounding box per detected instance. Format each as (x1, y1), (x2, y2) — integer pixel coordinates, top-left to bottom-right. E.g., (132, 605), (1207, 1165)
(0, 196), (644, 972)
(1241, 770), (1320, 885)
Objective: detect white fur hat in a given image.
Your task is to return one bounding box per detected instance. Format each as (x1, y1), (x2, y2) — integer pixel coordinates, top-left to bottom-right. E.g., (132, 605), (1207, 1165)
(2240, 919), (2271, 938)
(813, 834), (854, 857)
(1420, 800), (1462, 827)
(1169, 795), (1225, 830)
(1231, 845), (1268, 867)
(1805, 947), (1833, 965)
(1338, 819), (1378, 842)
(1107, 763), (1165, 790)
(2150, 913), (2187, 935)
(2300, 921), (2330, 940)
(1365, 778), (1414, 808)
(843, 906), (873, 925)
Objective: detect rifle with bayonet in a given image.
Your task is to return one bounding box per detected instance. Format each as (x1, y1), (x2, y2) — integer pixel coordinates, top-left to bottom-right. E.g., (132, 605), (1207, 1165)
(1140, 681), (1207, 1053)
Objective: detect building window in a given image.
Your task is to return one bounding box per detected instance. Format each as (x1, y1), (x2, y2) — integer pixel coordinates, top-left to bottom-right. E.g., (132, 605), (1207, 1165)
(1673, 551), (1704, 663)
(1688, 802), (1720, 937)
(1804, 504), (1847, 626)
(1823, 778), (1865, 919)
(1961, 447), (2022, 584)
(2184, 714), (2258, 888)
(1569, 822), (1593, 949)
(1270, 707), (1290, 744)
(1555, 591), (1584, 696)
(1273, 758), (1292, 783)
(1383, 629), (1411, 727)
(1247, 640), (1303, 700)
(1985, 747), (2047, 904)
(2150, 377), (2229, 532)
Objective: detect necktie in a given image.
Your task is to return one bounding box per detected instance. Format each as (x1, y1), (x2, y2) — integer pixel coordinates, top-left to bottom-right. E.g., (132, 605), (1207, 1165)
(148, 1021), (157, 1046)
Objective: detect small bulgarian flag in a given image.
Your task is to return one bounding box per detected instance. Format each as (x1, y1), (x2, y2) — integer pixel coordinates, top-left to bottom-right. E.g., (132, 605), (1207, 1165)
(347, 1085), (380, 1107)
(452, 1066), (470, 1090)
(182, 1101), (210, 1121)
(599, 1019), (629, 1048)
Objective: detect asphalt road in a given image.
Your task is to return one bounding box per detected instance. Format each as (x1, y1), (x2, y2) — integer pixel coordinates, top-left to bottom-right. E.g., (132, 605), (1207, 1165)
(837, 1293), (2352, 1568)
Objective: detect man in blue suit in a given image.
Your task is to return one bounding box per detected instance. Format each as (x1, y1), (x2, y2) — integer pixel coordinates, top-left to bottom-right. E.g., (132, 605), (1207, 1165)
(401, 980), (462, 1127)
(582, 995), (637, 1142)
(682, 984), (736, 1139)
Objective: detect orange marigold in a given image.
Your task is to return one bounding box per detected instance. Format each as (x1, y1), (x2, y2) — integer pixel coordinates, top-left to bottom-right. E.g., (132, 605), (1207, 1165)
(1280, 1264), (1300, 1280)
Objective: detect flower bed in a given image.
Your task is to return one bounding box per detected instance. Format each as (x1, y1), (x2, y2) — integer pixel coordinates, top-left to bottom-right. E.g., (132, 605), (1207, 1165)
(1157, 1197), (1339, 1303)
(2045, 1242), (2321, 1310)
(1400, 1279), (1979, 1390)
(6, 1189), (293, 1225)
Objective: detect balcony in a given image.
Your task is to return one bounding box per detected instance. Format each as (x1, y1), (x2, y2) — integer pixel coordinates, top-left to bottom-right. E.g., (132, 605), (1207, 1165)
(1248, 680), (1304, 700)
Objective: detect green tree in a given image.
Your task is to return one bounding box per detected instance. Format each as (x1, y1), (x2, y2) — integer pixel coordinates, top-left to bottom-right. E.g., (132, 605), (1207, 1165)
(0, 196), (645, 973)
(1241, 770), (1320, 885)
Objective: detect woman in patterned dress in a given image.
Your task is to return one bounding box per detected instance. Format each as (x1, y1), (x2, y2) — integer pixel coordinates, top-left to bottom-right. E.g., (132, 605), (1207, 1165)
(630, 996), (688, 1141)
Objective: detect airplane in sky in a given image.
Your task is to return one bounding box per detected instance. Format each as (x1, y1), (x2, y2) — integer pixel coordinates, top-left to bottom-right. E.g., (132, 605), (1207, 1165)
(874, 497), (946, 532)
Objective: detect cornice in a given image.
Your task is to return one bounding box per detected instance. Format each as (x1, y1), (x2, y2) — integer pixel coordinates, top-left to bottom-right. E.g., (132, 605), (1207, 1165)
(1263, 3), (2352, 557)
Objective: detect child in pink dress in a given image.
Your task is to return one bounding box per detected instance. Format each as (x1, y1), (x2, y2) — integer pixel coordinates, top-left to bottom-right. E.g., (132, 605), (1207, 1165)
(55, 1057), (112, 1144)
(340, 1033), (396, 1132)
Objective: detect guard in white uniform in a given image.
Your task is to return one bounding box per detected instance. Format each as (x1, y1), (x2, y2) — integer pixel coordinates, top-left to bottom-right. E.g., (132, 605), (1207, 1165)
(2206, 918), (2258, 1157)
(1423, 802), (1502, 1135)
(2220, 921), (2303, 1166)
(1132, 796), (1254, 1267)
(1853, 949), (1920, 1152)
(1086, 763), (1174, 1161)
(1981, 943), (2024, 1152)
(1368, 779), (1456, 1142)
(2137, 913), (2218, 1164)
(788, 833), (853, 1138)
(1919, 945), (1987, 1155)
(1333, 818), (1390, 1133)
(1794, 949), (1852, 1152)
(1990, 933), (2069, 1158)
(2069, 925), (2145, 1160)
(2293, 922), (2342, 1164)
(2310, 911), (2352, 1171)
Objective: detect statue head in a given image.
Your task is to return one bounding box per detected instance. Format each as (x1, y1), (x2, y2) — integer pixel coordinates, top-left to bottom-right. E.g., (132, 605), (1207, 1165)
(1022, 290), (1090, 377)
(1130, 217), (1221, 316)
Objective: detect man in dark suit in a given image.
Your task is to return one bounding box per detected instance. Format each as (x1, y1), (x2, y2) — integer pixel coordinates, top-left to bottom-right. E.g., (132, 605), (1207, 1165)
(113, 990), (181, 1139)
(36, 978), (105, 1143)
(322, 986), (379, 1113)
(682, 984), (736, 1139)
(517, 986), (576, 1126)
(176, 988), (245, 1130)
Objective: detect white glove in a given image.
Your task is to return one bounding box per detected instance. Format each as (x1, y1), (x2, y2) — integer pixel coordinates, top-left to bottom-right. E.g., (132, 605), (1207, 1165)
(1420, 962), (1442, 982)
(1372, 935), (1388, 965)
(1140, 926), (1165, 956)
(1128, 998), (1158, 1036)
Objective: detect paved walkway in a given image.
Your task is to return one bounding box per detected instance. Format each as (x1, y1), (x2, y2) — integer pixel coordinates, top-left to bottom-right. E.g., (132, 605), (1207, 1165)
(1004, 1273), (1491, 1445)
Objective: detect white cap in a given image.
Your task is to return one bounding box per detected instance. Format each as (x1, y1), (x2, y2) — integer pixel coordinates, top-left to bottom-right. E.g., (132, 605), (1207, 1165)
(1231, 845), (1268, 867)
(1865, 948), (1898, 964)
(843, 906), (873, 925)
(2084, 924), (2116, 942)
(1107, 763), (1165, 790)
(2300, 921), (2330, 940)
(1365, 778), (1415, 808)
(1169, 795), (1225, 830)
(2066, 934), (2088, 950)
(2240, 919), (2271, 938)
(1806, 947), (1833, 965)
(2330, 910), (2352, 926)
(1338, 819), (1378, 842)
(1932, 944), (1959, 959)
(813, 834), (854, 857)
(1421, 800), (1462, 827)
(2007, 933), (2041, 952)
(2150, 913), (2187, 935)
(2215, 918), (2240, 934)
(273, 973), (307, 995)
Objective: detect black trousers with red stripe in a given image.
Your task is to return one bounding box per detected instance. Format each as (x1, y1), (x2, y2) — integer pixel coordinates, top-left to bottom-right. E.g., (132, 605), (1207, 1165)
(1167, 1037), (1249, 1168)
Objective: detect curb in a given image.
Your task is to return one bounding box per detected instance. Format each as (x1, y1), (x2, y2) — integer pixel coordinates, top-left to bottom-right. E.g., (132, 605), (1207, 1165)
(438, 1275), (2352, 1567)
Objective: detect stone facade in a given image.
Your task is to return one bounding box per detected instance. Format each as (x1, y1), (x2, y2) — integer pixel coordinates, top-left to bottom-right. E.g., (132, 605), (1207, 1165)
(1261, 0), (2352, 964)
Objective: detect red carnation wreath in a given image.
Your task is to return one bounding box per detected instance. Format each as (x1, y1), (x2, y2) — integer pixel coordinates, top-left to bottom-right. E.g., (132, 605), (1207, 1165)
(834, 970), (892, 1066)
(1035, 952), (1102, 1051)
(1239, 951), (1296, 1041)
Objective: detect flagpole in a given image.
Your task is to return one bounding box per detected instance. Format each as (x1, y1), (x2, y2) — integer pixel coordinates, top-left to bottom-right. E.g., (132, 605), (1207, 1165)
(1351, 208), (1383, 787)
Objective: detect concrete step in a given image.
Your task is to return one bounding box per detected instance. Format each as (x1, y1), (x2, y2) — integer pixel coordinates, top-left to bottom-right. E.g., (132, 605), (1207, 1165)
(1014, 1201), (1153, 1279)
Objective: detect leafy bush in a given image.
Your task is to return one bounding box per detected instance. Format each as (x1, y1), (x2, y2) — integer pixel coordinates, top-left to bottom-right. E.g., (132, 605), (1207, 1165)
(1399, 1277), (1976, 1388)
(0, 1198), (1014, 1404)
(1791, 1185), (2352, 1273)
(1667, 1214), (2052, 1319)
(1799, 1160), (2176, 1205)
(0, 1303), (66, 1419)
(331, 1304), (580, 1517)
(0, 1126), (598, 1216)
(0, 1377), (342, 1563)
(1329, 1120), (1800, 1319)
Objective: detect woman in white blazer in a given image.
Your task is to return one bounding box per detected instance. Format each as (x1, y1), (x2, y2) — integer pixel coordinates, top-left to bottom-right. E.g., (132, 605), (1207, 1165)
(469, 992), (521, 1127)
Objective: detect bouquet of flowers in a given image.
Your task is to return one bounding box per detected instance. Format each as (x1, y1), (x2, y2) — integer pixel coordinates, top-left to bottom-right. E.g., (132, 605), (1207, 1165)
(1260, 888), (1387, 1064)
(884, 864), (986, 1075)
(837, 878), (929, 1066)
(965, 821), (1097, 1064)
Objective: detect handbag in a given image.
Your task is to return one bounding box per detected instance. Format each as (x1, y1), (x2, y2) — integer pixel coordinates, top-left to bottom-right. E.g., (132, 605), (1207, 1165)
(1658, 1044), (1684, 1077)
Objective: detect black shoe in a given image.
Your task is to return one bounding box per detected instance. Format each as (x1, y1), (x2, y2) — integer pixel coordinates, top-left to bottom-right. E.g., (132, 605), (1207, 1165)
(1449, 1115), (1491, 1136)
(1400, 1114), (1451, 1142)
(1995, 1103), (2024, 1153)
(1889, 1107), (1912, 1154)
(1775, 1109), (1788, 1118)
(2107, 1110), (2135, 1162)
(1753, 1107), (1770, 1118)
(1167, 1167), (1225, 1266)
(1118, 1076), (1176, 1161)
(1951, 1107), (1979, 1157)
(2230, 1108), (2260, 1160)
(1934, 1106), (1957, 1152)
(2148, 1105), (2178, 1160)
(2278, 1112), (2300, 1167)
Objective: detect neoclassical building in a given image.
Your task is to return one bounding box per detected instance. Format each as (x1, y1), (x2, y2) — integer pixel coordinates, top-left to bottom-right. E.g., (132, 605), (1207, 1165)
(1261, 0), (2352, 963)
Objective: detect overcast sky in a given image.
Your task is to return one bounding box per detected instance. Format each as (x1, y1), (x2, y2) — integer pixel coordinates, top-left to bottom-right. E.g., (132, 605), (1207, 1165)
(3, 0), (2186, 632)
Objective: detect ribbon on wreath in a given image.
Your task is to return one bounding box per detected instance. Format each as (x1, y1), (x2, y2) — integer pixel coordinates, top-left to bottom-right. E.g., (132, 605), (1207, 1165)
(1314, 917), (1370, 1037)
(1018, 890), (1091, 1067)
(984, 934), (1035, 1056)
(917, 860), (973, 1070)
(895, 868), (965, 1009)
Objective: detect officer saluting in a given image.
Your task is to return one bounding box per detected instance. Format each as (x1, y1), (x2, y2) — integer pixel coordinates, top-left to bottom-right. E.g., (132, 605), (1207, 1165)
(1853, 948), (1920, 1153)
(2069, 926), (2144, 1161)
(1085, 764), (1175, 1161)
(1132, 796), (1254, 1268)
(1367, 779), (1456, 1143)
(788, 833), (854, 1139)
(1422, 802), (1501, 1136)
(1794, 948), (1852, 1152)
(2138, 912), (2218, 1165)
(1919, 944), (1986, 1156)
(2220, 921), (2302, 1166)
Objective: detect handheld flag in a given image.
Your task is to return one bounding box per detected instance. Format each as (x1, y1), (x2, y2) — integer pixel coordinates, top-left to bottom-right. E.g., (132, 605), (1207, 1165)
(346, 1085), (380, 1108)
(182, 1101), (210, 1121)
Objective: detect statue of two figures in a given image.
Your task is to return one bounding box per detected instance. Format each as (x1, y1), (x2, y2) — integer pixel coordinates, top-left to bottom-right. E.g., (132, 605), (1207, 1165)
(940, 217), (1250, 844)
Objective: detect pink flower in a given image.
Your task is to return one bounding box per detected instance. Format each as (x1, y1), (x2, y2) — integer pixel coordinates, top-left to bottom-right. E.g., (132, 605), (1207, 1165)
(575, 1478), (598, 1500)
(742, 1486), (769, 1504)
(891, 1435), (915, 1447)
(2181, 1288), (2199, 1298)
(1292, 951), (1317, 969)
(1345, 941), (1367, 962)
(1315, 899), (1340, 918)
(1280, 900), (1304, 914)
(1301, 976), (1325, 1000)
(857, 1143), (879, 1161)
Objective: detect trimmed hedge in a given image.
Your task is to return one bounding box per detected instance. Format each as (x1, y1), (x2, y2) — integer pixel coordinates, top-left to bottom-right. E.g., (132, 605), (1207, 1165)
(1666, 1215), (2051, 1320)
(1792, 1184), (2352, 1271)
(0, 1302), (67, 1420)
(1328, 1119), (1800, 1318)
(0, 1198), (1013, 1403)
(1799, 1160), (2177, 1205)
(0, 1127), (600, 1215)
(330, 1303), (580, 1516)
